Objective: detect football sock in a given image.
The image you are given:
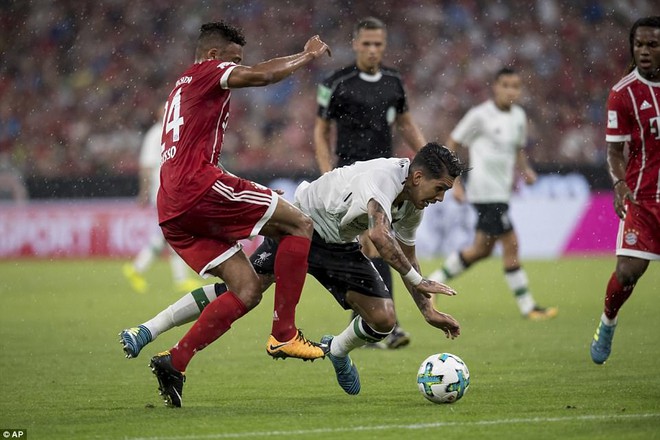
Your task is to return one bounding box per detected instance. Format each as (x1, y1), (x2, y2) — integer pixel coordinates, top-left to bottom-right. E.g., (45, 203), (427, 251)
(170, 290), (247, 372)
(601, 312), (617, 327)
(505, 267), (535, 315)
(142, 284), (226, 340)
(331, 316), (391, 357)
(604, 272), (635, 320)
(271, 235), (311, 342)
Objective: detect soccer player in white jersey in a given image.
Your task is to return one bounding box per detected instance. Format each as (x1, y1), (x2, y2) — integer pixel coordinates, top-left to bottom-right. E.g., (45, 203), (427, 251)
(428, 67), (558, 320)
(119, 143), (468, 396)
(122, 106), (200, 294)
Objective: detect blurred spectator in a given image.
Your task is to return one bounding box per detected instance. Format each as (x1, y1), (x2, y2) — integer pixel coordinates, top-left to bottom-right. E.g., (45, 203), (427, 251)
(0, 0), (651, 184)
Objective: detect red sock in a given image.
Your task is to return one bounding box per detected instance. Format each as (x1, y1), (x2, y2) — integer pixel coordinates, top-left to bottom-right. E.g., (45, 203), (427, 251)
(604, 272), (635, 320)
(271, 235), (311, 341)
(170, 291), (247, 372)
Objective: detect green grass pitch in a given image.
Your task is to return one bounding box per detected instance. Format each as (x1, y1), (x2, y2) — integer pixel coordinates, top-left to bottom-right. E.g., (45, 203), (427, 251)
(1, 257), (659, 439)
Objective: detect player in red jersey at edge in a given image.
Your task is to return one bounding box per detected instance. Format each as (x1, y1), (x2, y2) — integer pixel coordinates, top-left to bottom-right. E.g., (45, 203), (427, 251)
(145, 21), (330, 407)
(590, 16), (660, 365)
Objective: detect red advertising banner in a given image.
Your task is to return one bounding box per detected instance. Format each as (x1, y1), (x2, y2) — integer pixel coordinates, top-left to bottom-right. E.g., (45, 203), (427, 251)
(0, 201), (263, 258)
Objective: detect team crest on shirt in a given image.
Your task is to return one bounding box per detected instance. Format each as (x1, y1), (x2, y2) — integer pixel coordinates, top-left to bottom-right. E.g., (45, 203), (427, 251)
(253, 251), (272, 266)
(624, 228), (639, 246)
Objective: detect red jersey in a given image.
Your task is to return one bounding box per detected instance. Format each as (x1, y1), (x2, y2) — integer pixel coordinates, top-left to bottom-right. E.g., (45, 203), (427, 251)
(605, 69), (660, 203)
(157, 60), (238, 222)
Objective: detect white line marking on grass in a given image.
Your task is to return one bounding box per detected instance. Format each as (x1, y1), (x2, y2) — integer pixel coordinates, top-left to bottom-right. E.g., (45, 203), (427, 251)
(126, 413), (660, 440)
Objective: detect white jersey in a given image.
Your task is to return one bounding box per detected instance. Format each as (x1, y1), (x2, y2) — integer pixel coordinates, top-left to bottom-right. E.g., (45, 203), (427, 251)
(138, 121), (163, 204)
(451, 100), (527, 203)
(294, 157), (423, 245)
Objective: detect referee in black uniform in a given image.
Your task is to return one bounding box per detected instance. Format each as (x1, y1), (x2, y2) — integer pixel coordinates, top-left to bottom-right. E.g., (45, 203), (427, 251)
(314, 17), (426, 349)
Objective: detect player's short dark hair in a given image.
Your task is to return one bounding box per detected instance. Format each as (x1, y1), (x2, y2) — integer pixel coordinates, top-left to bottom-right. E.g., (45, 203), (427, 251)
(411, 142), (470, 180)
(353, 17), (386, 38)
(629, 16), (660, 59)
(196, 21), (246, 58)
(495, 67), (517, 80)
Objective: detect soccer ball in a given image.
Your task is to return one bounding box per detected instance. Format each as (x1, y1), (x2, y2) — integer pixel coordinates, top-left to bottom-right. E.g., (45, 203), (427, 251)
(416, 353), (470, 404)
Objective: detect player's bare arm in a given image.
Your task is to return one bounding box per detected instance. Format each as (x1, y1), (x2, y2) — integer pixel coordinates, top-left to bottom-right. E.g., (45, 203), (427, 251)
(515, 149), (537, 185)
(313, 116), (334, 174)
(398, 242), (459, 338)
(228, 36), (331, 88)
(443, 138), (467, 202)
(395, 111), (426, 152)
(607, 141), (637, 219)
(366, 199), (456, 296)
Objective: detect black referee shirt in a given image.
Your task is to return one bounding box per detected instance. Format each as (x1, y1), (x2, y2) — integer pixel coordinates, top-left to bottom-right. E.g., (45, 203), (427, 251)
(317, 64), (409, 166)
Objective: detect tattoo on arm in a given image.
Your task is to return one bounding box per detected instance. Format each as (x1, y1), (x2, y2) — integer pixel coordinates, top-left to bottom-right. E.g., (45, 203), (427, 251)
(367, 200), (411, 274)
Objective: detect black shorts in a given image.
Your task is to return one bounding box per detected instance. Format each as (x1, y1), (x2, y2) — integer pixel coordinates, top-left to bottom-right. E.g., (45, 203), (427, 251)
(250, 232), (390, 310)
(473, 203), (514, 237)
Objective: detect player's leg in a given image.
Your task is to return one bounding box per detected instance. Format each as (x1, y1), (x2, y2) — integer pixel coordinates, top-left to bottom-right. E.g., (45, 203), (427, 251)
(429, 230), (495, 283)
(590, 201), (658, 364)
(428, 203), (498, 283)
(259, 197), (325, 360)
(307, 241), (394, 394)
(150, 251), (263, 407)
(591, 256), (648, 364)
(500, 230), (558, 320)
(358, 231), (409, 349)
(123, 231), (165, 293)
(119, 283), (227, 359)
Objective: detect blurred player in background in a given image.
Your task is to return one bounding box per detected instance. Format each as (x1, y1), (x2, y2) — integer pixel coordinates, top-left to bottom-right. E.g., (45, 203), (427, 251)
(428, 67), (558, 320)
(120, 143), (467, 399)
(122, 106), (200, 294)
(314, 17), (426, 349)
(122, 21), (331, 407)
(590, 16), (660, 365)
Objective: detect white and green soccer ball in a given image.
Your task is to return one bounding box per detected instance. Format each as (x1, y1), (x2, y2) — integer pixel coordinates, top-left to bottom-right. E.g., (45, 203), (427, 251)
(417, 353), (470, 404)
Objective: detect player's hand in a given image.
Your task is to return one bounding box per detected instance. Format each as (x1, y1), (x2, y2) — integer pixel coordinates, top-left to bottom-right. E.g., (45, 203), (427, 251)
(613, 181), (638, 219)
(304, 35), (332, 58)
(415, 278), (457, 297)
(428, 311), (461, 339)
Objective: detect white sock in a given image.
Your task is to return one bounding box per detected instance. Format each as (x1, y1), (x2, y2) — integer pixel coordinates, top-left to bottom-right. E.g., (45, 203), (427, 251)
(505, 268), (535, 315)
(330, 316), (391, 357)
(142, 284), (219, 339)
(601, 313), (617, 326)
(134, 233), (165, 273)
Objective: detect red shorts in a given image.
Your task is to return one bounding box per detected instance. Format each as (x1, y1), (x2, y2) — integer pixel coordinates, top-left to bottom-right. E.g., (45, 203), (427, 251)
(160, 173), (277, 276)
(616, 200), (660, 260)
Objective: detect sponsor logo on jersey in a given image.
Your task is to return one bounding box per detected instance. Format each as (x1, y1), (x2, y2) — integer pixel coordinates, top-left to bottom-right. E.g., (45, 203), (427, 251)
(607, 110), (618, 129)
(640, 100), (652, 110)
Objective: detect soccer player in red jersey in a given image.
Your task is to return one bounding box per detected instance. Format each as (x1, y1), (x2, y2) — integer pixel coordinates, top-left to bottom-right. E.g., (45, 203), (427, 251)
(590, 16), (660, 365)
(146, 21), (331, 406)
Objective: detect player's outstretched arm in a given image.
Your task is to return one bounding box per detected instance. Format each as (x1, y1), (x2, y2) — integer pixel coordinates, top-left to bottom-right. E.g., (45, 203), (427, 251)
(227, 35), (331, 88)
(366, 199), (457, 298)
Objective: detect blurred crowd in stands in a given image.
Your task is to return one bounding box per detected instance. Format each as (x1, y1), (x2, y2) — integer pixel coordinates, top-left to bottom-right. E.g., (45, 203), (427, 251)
(1, 0), (654, 182)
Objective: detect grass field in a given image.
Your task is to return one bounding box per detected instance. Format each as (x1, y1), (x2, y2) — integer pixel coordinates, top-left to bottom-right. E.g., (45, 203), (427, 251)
(1, 257), (659, 439)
